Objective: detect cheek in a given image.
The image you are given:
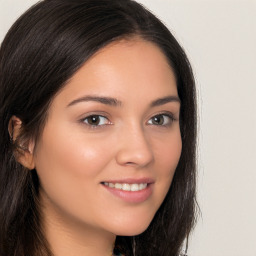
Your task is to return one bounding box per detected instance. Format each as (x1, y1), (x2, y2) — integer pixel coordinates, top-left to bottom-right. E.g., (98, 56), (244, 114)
(153, 132), (182, 192)
(154, 131), (182, 173)
(35, 128), (111, 179)
(33, 126), (113, 211)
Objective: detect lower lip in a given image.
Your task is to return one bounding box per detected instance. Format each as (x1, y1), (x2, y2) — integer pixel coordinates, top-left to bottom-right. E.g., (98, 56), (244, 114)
(102, 184), (153, 203)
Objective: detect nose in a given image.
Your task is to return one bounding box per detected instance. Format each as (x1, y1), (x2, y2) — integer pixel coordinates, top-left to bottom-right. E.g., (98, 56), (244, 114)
(115, 125), (154, 168)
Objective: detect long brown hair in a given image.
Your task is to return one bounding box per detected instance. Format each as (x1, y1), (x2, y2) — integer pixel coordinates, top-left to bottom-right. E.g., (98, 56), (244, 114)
(0, 0), (198, 255)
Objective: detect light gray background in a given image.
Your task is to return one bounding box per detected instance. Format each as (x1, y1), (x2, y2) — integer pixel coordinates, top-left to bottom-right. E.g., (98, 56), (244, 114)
(1, 1), (255, 256)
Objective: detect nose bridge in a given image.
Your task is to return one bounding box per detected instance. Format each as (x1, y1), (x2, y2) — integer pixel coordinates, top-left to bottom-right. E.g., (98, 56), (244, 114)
(116, 122), (154, 167)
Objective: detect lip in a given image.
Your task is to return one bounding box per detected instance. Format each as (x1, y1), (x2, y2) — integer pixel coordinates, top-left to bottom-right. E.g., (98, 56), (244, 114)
(101, 178), (154, 203)
(102, 177), (154, 184)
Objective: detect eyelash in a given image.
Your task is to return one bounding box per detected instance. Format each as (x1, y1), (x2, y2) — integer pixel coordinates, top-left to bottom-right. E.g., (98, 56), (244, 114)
(81, 115), (111, 128)
(80, 112), (177, 129)
(147, 112), (176, 127)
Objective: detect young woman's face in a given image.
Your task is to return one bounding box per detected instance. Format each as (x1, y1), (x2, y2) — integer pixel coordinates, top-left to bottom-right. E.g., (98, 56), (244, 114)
(33, 39), (182, 236)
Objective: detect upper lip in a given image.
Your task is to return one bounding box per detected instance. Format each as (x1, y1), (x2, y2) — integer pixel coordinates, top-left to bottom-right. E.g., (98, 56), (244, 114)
(101, 177), (155, 184)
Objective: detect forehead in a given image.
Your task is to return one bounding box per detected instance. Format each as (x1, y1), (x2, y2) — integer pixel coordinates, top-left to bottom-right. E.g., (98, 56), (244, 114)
(54, 39), (177, 107)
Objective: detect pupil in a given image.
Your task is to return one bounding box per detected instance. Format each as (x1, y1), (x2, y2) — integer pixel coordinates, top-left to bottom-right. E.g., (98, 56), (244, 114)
(89, 116), (99, 125)
(153, 115), (163, 125)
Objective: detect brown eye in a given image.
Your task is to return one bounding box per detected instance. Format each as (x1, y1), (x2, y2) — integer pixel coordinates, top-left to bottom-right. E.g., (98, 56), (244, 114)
(83, 115), (109, 126)
(151, 115), (165, 125)
(148, 114), (174, 126)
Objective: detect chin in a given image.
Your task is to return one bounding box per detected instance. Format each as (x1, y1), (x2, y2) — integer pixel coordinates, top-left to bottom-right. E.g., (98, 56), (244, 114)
(111, 219), (152, 237)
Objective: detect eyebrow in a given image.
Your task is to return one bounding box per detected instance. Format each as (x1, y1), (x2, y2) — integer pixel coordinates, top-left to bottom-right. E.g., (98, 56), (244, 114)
(150, 96), (180, 107)
(67, 95), (180, 108)
(67, 95), (122, 107)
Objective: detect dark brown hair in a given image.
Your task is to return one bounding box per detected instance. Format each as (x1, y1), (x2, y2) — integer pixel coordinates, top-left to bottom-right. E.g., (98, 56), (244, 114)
(0, 0), (197, 255)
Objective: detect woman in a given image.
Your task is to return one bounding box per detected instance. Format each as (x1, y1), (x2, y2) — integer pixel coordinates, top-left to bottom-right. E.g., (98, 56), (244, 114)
(0, 0), (197, 255)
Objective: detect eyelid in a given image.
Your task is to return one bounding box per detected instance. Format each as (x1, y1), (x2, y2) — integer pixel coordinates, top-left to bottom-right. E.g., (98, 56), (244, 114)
(79, 113), (112, 128)
(147, 112), (178, 126)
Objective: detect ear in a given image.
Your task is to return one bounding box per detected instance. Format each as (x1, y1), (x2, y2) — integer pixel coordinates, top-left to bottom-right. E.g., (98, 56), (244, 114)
(8, 116), (35, 170)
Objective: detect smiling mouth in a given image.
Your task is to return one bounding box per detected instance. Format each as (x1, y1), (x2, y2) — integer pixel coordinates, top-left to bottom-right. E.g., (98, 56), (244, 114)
(102, 182), (148, 192)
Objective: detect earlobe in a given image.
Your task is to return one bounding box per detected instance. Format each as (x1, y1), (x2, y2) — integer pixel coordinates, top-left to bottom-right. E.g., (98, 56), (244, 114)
(8, 116), (35, 170)
(16, 152), (35, 170)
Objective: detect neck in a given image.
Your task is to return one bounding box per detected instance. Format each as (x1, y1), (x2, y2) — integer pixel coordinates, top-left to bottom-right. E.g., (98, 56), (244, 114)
(40, 194), (116, 256)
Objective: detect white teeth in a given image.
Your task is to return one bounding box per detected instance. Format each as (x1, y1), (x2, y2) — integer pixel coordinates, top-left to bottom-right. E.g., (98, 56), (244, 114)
(115, 183), (122, 189)
(122, 183), (131, 191)
(109, 183), (115, 188)
(139, 183), (146, 190)
(130, 184), (139, 191)
(103, 182), (148, 191)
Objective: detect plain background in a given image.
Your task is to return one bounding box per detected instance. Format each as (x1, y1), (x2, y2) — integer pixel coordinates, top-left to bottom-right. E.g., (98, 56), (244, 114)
(0, 1), (255, 255)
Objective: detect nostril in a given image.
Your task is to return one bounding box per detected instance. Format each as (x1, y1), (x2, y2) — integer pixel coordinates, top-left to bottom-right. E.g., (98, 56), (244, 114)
(115, 148), (154, 167)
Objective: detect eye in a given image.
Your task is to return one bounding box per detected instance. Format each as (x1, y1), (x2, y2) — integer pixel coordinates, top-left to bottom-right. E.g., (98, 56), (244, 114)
(82, 115), (110, 126)
(147, 113), (175, 126)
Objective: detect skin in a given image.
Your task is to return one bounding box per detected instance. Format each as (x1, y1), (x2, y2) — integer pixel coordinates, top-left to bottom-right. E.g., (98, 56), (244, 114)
(20, 39), (182, 256)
